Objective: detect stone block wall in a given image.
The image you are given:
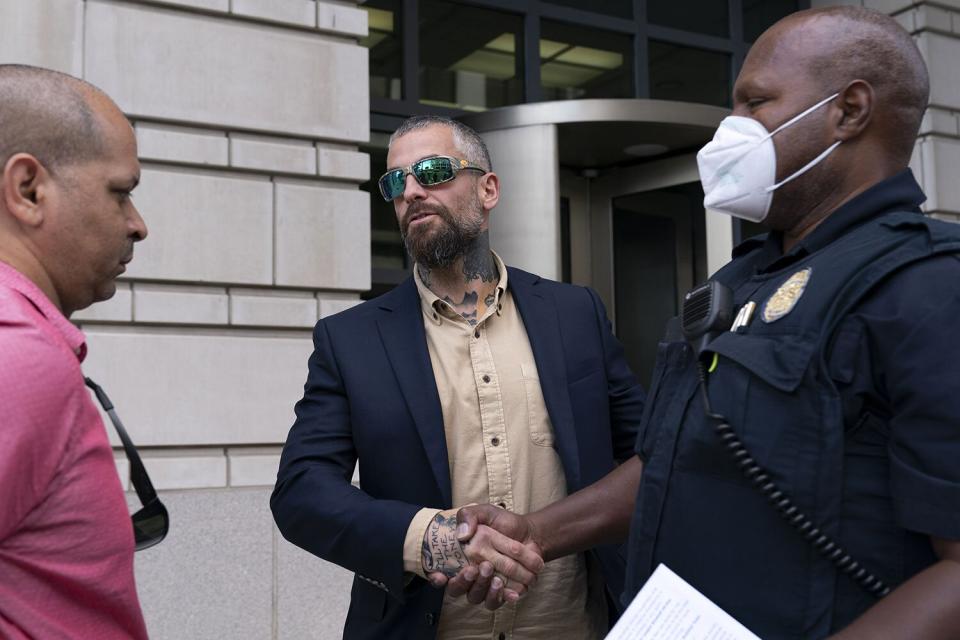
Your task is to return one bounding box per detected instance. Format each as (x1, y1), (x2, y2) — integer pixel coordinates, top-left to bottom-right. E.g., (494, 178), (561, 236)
(0, 1), (368, 637)
(813, 0), (960, 222)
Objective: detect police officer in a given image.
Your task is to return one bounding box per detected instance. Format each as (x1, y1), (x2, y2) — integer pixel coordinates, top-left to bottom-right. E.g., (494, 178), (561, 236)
(447, 6), (960, 638)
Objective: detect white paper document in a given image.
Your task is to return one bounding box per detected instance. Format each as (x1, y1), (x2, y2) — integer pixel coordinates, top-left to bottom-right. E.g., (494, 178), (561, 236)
(606, 564), (762, 640)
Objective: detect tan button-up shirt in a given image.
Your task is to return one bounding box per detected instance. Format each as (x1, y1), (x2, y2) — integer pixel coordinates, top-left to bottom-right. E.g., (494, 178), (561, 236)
(402, 253), (606, 639)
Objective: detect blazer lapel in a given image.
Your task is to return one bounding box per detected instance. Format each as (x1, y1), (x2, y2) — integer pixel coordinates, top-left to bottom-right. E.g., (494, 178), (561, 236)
(376, 279), (452, 507)
(509, 269), (582, 490)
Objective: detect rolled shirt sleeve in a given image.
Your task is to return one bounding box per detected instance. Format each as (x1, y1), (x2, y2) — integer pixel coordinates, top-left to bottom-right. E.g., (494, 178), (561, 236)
(403, 508), (442, 577)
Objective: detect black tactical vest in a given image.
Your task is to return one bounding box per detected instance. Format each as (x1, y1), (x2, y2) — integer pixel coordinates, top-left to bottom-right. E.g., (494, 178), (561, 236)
(623, 211), (960, 639)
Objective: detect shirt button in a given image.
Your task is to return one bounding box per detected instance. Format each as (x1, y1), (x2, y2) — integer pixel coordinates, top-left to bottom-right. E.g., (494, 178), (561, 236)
(474, 329), (480, 338)
(482, 374), (491, 383)
(491, 437), (500, 446)
(426, 612), (436, 626)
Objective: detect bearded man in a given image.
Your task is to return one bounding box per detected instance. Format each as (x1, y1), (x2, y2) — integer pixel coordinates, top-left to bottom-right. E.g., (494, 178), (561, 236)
(271, 115), (646, 640)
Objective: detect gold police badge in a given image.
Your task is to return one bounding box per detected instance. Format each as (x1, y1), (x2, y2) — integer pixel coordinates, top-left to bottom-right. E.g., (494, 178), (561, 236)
(762, 267), (811, 323)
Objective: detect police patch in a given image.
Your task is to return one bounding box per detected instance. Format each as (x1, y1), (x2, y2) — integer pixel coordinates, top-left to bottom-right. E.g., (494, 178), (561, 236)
(762, 267), (811, 323)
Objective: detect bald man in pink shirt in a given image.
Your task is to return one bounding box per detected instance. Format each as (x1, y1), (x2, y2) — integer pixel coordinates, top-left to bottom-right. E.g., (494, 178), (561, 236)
(0, 65), (149, 639)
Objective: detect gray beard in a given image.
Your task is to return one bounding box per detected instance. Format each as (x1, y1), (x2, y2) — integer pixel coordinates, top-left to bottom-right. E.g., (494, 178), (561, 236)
(403, 212), (483, 269)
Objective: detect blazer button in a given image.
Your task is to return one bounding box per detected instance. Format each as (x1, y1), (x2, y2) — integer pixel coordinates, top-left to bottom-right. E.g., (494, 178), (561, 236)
(426, 612), (436, 626)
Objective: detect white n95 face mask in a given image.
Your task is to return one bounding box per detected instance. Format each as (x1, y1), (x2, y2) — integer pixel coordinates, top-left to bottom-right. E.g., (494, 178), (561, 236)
(696, 93), (841, 223)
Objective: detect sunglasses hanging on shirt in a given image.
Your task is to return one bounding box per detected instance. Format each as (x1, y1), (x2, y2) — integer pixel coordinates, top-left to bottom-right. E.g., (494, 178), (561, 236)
(85, 377), (169, 552)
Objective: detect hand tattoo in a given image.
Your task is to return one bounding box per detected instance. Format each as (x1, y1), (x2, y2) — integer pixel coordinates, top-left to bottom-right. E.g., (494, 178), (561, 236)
(422, 512), (468, 578)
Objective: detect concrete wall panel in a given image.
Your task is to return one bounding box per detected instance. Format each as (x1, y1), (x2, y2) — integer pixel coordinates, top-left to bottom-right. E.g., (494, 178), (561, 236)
(318, 147), (370, 182)
(0, 0), (83, 76)
(85, 1), (369, 141)
(917, 32), (960, 109)
(132, 489), (274, 639)
(141, 449), (228, 490)
(127, 167), (274, 285)
(274, 182), (371, 290)
(317, 2), (368, 38)
(228, 447), (283, 487)
(230, 289), (319, 328)
(232, 0), (316, 27)
(920, 136), (960, 214)
(136, 123), (229, 166)
(134, 284), (230, 325)
(231, 134), (318, 175)
(82, 327), (311, 446)
(276, 530), (353, 640)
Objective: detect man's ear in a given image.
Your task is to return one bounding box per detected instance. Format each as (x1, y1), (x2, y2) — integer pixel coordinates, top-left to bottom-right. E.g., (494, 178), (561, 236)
(478, 171), (500, 212)
(2, 153), (48, 228)
(834, 79), (874, 142)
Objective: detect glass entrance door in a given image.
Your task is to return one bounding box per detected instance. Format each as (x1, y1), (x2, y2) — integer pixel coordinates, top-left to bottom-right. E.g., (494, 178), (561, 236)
(612, 183), (706, 387)
(587, 154), (720, 387)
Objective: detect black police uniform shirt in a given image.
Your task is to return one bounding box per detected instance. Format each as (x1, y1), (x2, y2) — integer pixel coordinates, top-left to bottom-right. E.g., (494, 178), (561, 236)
(623, 169), (960, 639)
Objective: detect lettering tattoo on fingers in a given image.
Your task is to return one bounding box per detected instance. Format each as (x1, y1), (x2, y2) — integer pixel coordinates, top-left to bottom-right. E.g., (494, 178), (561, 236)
(422, 513), (468, 578)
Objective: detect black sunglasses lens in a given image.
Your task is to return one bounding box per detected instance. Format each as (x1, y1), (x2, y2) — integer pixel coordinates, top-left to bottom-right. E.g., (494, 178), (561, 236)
(413, 157), (455, 186)
(132, 498), (169, 551)
(378, 169), (406, 201)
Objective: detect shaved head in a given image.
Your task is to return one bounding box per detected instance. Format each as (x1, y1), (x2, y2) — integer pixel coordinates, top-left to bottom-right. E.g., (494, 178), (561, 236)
(768, 6), (929, 162)
(0, 65), (110, 174)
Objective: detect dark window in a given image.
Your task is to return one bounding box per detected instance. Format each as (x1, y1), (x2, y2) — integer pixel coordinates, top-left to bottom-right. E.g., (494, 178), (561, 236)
(361, 0), (403, 100)
(743, 0), (799, 42)
(648, 0), (729, 37)
(541, 0), (633, 19)
(418, 0), (523, 111)
(649, 41), (730, 107)
(540, 20), (633, 101)
(362, 141), (410, 276)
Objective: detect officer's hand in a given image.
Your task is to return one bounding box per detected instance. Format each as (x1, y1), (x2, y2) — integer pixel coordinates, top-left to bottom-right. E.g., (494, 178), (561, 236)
(440, 504), (544, 609)
(422, 509), (543, 604)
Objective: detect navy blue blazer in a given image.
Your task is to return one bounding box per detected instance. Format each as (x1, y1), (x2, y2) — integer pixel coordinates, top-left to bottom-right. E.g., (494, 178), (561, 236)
(271, 267), (645, 640)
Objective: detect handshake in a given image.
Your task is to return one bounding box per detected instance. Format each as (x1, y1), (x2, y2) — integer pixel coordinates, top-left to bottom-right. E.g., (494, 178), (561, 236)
(420, 504), (545, 610)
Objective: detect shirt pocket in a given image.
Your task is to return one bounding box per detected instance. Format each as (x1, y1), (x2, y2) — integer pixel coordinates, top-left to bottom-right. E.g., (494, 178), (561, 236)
(521, 363), (555, 447)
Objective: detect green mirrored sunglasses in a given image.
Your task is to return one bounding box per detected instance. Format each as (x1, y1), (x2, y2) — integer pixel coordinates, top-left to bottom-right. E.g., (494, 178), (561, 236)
(378, 155), (486, 201)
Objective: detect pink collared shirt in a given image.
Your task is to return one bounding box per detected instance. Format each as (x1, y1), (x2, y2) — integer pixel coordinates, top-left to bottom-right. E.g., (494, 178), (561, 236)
(0, 262), (147, 639)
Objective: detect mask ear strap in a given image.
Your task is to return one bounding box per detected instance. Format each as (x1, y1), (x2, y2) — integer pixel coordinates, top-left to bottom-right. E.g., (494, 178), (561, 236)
(763, 92), (840, 141)
(766, 140), (842, 192)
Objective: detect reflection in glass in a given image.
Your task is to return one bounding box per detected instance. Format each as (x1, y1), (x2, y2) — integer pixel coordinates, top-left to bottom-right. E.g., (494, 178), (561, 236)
(361, 0), (403, 100)
(743, 0), (798, 42)
(418, 0), (523, 111)
(648, 0), (729, 37)
(649, 41), (730, 107)
(540, 21), (633, 101)
(541, 0), (633, 19)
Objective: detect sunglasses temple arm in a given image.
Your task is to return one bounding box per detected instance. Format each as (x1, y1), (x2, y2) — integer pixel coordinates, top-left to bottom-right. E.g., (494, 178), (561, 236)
(84, 377), (159, 507)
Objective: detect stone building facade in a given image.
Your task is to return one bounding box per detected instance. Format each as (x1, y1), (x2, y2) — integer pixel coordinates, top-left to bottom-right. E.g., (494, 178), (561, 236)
(1, 0), (958, 638)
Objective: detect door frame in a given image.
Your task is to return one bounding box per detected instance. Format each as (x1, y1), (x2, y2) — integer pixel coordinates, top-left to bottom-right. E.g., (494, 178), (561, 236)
(587, 152), (732, 325)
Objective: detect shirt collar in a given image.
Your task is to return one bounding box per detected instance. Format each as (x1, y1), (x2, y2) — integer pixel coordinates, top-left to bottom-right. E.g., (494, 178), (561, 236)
(750, 168), (926, 274)
(0, 260), (87, 361)
(413, 251), (508, 325)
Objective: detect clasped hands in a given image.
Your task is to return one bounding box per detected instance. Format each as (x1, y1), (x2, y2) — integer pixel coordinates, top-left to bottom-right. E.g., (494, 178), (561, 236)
(421, 505), (542, 610)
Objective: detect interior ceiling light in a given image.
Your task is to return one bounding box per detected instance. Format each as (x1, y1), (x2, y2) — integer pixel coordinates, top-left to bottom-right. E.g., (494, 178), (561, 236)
(363, 7), (394, 33)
